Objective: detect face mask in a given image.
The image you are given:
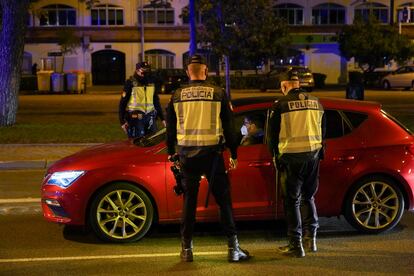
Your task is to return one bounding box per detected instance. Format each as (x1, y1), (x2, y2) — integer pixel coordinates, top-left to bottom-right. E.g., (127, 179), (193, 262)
(240, 125), (248, 136)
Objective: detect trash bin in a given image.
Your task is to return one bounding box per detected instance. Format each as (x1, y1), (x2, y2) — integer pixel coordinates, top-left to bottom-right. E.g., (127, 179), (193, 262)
(51, 73), (65, 92)
(66, 73), (85, 94)
(36, 71), (53, 91)
(346, 83), (364, 100)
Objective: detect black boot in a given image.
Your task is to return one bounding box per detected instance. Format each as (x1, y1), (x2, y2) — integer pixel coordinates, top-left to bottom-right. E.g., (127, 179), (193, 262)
(278, 238), (305, 258)
(228, 235), (250, 262)
(180, 240), (193, 262)
(303, 236), (317, 252)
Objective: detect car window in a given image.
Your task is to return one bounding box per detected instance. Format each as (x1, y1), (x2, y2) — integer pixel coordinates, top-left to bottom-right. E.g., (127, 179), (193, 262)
(342, 111), (368, 129)
(234, 110), (267, 146)
(325, 110), (352, 139)
(396, 67), (406, 74)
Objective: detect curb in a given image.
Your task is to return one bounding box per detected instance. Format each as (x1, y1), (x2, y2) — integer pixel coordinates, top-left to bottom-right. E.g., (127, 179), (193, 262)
(0, 160), (56, 170)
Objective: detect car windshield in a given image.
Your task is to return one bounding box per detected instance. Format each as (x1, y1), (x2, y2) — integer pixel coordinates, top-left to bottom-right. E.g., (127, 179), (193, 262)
(133, 128), (167, 147)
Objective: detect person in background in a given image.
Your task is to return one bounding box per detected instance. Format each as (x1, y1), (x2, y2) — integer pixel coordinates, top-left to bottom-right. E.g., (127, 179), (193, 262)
(119, 61), (165, 139)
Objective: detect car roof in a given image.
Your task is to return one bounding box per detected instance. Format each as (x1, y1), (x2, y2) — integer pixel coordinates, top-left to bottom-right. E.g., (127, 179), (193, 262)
(232, 96), (381, 113)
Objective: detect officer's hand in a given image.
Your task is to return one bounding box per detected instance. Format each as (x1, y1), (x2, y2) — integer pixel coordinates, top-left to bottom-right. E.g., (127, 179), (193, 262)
(229, 158), (238, 170)
(121, 123), (128, 133)
(162, 120), (166, 127)
(168, 153), (178, 163)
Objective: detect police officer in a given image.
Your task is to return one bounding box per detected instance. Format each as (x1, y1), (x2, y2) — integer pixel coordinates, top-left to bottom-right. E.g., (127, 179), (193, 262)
(268, 71), (326, 258)
(119, 61), (165, 138)
(166, 54), (250, 263)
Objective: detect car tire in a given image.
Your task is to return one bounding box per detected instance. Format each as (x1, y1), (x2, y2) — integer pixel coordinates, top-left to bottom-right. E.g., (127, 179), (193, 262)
(89, 182), (154, 243)
(344, 176), (404, 234)
(382, 80), (391, 90)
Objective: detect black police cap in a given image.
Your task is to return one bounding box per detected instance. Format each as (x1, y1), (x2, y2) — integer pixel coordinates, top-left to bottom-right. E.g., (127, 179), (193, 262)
(188, 54), (206, 65)
(136, 61), (151, 70)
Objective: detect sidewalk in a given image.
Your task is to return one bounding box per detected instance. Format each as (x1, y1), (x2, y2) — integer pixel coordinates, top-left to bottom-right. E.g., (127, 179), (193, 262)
(0, 144), (97, 170)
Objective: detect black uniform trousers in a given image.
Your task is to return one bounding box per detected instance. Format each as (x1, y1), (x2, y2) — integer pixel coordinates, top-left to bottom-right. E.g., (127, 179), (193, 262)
(279, 152), (320, 241)
(179, 151), (237, 244)
(126, 112), (156, 139)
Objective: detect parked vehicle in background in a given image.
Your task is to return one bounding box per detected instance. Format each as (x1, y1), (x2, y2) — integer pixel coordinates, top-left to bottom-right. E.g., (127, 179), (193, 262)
(153, 69), (188, 94)
(260, 65), (315, 92)
(41, 96), (414, 243)
(381, 66), (414, 90)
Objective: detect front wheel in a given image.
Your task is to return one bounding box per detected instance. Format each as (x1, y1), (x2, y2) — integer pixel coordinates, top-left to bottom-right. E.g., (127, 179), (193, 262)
(89, 182), (154, 242)
(344, 176), (404, 234)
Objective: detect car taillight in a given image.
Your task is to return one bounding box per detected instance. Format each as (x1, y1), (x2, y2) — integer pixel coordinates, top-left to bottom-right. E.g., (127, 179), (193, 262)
(407, 144), (414, 155)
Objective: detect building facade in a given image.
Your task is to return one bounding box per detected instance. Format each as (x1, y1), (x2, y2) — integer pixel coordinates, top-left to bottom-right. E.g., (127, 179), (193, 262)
(24, 0), (414, 85)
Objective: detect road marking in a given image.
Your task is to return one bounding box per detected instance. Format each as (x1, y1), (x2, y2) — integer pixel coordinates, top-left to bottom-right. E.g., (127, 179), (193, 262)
(0, 198), (40, 204)
(0, 251), (227, 263)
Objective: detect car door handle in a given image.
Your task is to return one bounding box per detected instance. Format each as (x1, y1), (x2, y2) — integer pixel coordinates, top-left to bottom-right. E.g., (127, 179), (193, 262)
(248, 161), (272, 167)
(333, 156), (355, 161)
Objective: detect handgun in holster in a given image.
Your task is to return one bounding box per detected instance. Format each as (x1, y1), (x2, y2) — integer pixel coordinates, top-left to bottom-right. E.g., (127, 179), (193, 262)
(169, 154), (184, 196)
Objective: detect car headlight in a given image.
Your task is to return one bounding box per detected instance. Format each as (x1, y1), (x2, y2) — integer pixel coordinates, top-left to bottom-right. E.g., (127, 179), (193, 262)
(47, 171), (85, 188)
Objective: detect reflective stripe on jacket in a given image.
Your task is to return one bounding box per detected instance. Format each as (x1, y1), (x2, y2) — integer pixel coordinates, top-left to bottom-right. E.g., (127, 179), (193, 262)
(127, 85), (155, 113)
(278, 93), (324, 154)
(173, 85), (223, 147)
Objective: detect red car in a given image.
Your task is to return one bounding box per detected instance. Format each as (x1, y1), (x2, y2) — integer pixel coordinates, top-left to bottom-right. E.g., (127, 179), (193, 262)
(41, 96), (414, 243)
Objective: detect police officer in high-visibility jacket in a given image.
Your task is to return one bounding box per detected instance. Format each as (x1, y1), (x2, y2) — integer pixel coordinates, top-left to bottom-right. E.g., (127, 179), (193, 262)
(119, 62), (165, 138)
(268, 71), (326, 258)
(166, 54), (250, 263)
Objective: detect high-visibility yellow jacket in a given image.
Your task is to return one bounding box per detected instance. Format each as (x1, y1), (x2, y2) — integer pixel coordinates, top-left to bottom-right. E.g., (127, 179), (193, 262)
(269, 89), (325, 156)
(166, 80), (238, 158)
(127, 85), (155, 114)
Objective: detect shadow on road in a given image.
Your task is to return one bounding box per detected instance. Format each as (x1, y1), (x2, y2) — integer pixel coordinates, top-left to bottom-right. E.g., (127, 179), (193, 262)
(60, 215), (408, 244)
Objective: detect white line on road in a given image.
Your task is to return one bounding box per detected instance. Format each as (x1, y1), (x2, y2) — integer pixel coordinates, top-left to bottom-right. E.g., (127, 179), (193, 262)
(0, 198), (40, 204)
(0, 251), (227, 263)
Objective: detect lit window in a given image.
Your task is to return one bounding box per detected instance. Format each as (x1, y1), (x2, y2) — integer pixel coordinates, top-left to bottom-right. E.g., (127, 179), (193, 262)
(312, 3), (346, 25)
(91, 4), (124, 26)
(138, 2), (174, 25)
(181, 5), (204, 24)
(274, 3), (304, 25)
(39, 4), (76, 26)
(141, 49), (175, 69)
(397, 4), (413, 23)
(355, 3), (388, 23)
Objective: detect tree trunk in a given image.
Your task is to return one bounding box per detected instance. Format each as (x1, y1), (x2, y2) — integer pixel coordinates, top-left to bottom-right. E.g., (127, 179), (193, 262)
(0, 0), (30, 126)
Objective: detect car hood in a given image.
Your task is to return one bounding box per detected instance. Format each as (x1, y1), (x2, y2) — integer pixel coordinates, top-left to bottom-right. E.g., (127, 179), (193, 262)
(48, 140), (164, 172)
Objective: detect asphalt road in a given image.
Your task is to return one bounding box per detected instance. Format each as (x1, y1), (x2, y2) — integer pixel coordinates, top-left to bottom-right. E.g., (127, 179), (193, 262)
(1, 169), (414, 275)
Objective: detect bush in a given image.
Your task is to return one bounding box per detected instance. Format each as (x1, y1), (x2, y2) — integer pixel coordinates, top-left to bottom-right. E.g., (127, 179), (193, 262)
(313, 73), (326, 88)
(20, 75), (37, 91)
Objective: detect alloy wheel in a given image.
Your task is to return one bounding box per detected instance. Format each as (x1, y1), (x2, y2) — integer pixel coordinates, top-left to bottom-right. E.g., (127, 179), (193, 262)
(348, 179), (403, 232)
(90, 183), (154, 242)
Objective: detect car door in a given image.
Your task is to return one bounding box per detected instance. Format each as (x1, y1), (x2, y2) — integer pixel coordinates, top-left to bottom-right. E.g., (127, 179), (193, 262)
(164, 109), (276, 220)
(227, 110), (276, 219)
(317, 109), (366, 216)
(391, 67), (408, 87)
